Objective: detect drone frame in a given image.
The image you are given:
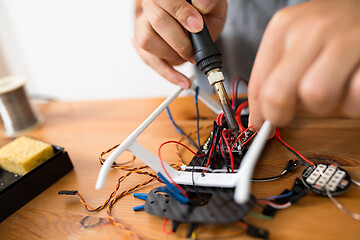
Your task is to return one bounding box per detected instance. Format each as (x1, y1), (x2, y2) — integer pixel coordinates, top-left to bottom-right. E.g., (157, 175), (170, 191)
(95, 77), (271, 204)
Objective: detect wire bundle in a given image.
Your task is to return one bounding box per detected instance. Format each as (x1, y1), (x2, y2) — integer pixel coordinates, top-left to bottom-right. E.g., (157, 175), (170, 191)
(59, 145), (185, 239)
(274, 128), (314, 167)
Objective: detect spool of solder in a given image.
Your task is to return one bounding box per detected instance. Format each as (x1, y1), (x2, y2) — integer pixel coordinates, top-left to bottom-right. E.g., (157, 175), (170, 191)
(0, 76), (43, 137)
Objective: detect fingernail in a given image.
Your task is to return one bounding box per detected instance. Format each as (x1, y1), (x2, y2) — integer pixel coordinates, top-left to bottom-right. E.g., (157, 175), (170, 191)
(193, 0), (211, 13)
(187, 15), (203, 32)
(248, 115), (256, 131)
(179, 80), (190, 89)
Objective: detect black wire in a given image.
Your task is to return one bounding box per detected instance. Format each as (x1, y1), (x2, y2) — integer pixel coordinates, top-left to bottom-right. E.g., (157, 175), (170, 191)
(195, 87), (202, 154)
(233, 77), (248, 111)
(252, 160), (299, 182)
(219, 127), (230, 170)
(188, 156), (213, 207)
(213, 125), (222, 158)
(233, 78), (240, 110)
(278, 140), (310, 167)
(201, 122), (220, 169)
(251, 174), (285, 182)
(201, 122), (216, 167)
(208, 124), (221, 163)
(191, 156), (204, 203)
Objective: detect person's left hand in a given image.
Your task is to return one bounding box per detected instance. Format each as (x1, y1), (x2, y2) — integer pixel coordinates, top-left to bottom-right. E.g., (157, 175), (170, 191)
(248, 0), (360, 131)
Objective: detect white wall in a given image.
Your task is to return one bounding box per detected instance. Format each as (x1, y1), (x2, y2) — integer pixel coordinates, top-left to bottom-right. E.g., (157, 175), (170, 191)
(0, 0), (193, 100)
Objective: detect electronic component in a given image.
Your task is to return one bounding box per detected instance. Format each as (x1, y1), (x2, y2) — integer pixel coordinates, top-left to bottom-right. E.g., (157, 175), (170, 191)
(302, 164), (351, 196)
(246, 224), (269, 240)
(262, 178), (308, 217)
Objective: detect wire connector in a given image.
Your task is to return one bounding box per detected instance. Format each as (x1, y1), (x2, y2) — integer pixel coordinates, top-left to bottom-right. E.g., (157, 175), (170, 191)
(285, 160), (300, 173)
(289, 178), (308, 204)
(246, 224), (269, 239)
(58, 190), (78, 195)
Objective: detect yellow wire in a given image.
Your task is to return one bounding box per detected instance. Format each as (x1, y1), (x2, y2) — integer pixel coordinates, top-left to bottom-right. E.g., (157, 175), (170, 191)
(192, 231), (197, 240)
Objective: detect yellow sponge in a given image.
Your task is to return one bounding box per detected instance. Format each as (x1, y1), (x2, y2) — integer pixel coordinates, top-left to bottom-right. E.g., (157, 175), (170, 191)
(0, 136), (54, 175)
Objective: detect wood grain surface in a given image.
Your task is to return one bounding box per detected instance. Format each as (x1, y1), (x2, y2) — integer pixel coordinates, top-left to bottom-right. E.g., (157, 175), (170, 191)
(0, 97), (359, 240)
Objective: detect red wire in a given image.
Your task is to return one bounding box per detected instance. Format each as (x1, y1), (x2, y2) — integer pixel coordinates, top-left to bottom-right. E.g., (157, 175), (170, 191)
(236, 221), (248, 229)
(216, 112), (224, 126)
(274, 128), (314, 166)
(158, 141), (205, 198)
(216, 113), (221, 125)
(230, 125), (253, 152)
(220, 142), (225, 159)
(202, 133), (217, 173)
(219, 135), (225, 159)
(241, 131), (257, 146)
(225, 130), (236, 142)
(235, 101), (248, 132)
(278, 137), (314, 166)
(162, 218), (173, 234)
(222, 129), (235, 173)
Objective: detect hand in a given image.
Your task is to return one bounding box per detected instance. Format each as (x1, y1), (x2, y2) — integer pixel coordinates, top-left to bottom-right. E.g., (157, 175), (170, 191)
(248, 0), (360, 131)
(133, 0), (227, 89)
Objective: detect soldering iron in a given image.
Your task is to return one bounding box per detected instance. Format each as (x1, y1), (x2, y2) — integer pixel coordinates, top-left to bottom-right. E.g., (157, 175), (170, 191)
(186, 0), (240, 136)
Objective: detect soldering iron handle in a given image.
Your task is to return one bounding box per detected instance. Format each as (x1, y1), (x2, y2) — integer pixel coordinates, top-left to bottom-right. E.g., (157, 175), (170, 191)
(186, 0), (222, 75)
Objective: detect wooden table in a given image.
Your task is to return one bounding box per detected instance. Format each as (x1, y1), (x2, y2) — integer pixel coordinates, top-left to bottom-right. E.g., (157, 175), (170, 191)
(0, 97), (359, 240)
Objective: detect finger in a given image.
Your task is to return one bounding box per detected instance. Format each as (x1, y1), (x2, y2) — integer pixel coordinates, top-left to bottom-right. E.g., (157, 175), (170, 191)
(134, 15), (185, 65)
(342, 65), (360, 117)
(133, 37), (191, 89)
(299, 35), (360, 115)
(144, 1), (196, 60)
(192, 0), (222, 14)
(260, 34), (323, 127)
(201, 0), (227, 40)
(248, 11), (288, 130)
(154, 0), (203, 32)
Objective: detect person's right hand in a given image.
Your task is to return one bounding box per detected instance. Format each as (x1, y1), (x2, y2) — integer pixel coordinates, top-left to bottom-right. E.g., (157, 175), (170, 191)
(133, 0), (227, 89)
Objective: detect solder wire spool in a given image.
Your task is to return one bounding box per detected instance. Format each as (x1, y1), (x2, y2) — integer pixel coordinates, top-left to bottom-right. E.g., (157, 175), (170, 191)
(0, 76), (43, 137)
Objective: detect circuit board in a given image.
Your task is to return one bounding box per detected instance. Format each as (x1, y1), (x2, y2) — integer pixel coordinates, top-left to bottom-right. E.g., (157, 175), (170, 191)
(302, 164), (351, 196)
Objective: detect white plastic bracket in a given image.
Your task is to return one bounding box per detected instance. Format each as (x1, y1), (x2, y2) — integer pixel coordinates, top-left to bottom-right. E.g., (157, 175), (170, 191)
(95, 77), (271, 204)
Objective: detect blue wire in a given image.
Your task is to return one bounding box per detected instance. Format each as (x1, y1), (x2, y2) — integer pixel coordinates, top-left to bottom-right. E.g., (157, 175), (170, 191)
(133, 193), (148, 201)
(263, 190), (294, 200)
(166, 106), (200, 150)
(157, 172), (184, 196)
(195, 86), (199, 105)
(158, 186), (189, 204)
(133, 205), (145, 211)
(166, 107), (182, 134)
